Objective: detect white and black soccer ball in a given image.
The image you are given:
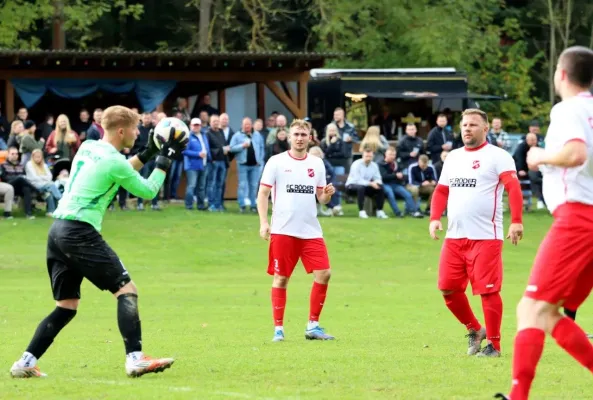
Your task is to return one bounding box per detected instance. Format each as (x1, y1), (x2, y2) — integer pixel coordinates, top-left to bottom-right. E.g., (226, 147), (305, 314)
(153, 117), (189, 149)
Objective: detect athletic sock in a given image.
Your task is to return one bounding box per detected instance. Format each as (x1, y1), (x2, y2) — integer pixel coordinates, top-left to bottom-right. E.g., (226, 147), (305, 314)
(271, 287), (287, 328)
(552, 317), (593, 372)
(23, 306), (77, 363)
(509, 328), (545, 400)
(481, 292), (503, 351)
(443, 292), (481, 331)
(309, 282), (328, 323)
(117, 293), (142, 355)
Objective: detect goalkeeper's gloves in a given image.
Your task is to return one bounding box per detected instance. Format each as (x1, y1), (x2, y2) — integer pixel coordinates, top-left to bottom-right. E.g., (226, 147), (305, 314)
(137, 128), (159, 164)
(155, 127), (190, 171)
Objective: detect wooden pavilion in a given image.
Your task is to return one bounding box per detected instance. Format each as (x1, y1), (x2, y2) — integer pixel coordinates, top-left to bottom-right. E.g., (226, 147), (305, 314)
(0, 49), (339, 199)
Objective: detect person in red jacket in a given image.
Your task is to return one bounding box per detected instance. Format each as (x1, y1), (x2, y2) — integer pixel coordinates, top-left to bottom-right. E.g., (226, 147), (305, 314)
(428, 108), (524, 358)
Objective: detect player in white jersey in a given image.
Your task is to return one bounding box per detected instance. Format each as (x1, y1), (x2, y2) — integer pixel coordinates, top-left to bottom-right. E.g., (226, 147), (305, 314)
(257, 119), (336, 342)
(496, 46), (593, 400)
(429, 109), (524, 358)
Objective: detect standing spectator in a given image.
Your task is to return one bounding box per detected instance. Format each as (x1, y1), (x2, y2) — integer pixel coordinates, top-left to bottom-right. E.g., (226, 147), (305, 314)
(219, 112), (235, 210)
(199, 111), (210, 132)
(379, 147), (423, 218)
(305, 117), (321, 149)
(183, 118), (211, 210)
(173, 97), (191, 126)
(37, 114), (54, 142)
(19, 121), (44, 165)
(74, 109), (92, 141)
(427, 114), (454, 164)
(513, 132), (544, 209)
(333, 107), (359, 172)
(85, 108), (104, 140)
(486, 117), (510, 150)
(398, 123), (425, 169)
(320, 123), (348, 176)
(25, 149), (62, 215)
(266, 128), (289, 162)
(266, 114), (288, 145)
(230, 117), (265, 213)
(206, 114), (228, 212)
(254, 118), (269, 142)
(309, 146), (343, 216)
(0, 147), (37, 218)
(360, 125), (389, 163)
(13, 107), (28, 124)
(45, 114), (81, 161)
(197, 94), (220, 116)
(345, 147), (388, 219)
(134, 113), (159, 210)
(407, 154), (437, 214)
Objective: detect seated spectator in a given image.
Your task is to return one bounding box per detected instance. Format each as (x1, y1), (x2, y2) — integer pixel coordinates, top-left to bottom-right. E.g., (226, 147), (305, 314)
(19, 120), (44, 165)
(0, 147), (37, 219)
(321, 123), (348, 176)
(25, 149), (61, 216)
(432, 150), (449, 179)
(378, 147), (423, 218)
(305, 118), (321, 149)
(513, 132), (544, 210)
(0, 180), (14, 219)
(359, 125), (389, 163)
(345, 147), (388, 219)
(45, 114), (81, 161)
(309, 146), (343, 216)
(266, 128), (289, 162)
(6, 120), (24, 149)
(397, 123), (425, 168)
(406, 154), (437, 215)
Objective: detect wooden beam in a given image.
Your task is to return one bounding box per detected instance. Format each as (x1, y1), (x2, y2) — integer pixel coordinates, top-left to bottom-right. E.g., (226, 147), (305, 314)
(265, 81), (302, 118)
(0, 69), (302, 83)
(280, 81), (297, 103)
(5, 80), (14, 120)
(297, 72), (309, 119)
(218, 89), (226, 113)
(256, 83), (265, 120)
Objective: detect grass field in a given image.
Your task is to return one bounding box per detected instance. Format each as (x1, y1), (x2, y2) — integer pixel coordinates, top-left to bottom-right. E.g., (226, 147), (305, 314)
(1, 204), (592, 400)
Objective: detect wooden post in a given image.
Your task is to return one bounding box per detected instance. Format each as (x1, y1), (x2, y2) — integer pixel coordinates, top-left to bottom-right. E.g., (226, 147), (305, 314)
(265, 81), (302, 118)
(298, 72), (309, 119)
(217, 89), (226, 113)
(5, 80), (14, 120)
(257, 83), (265, 120)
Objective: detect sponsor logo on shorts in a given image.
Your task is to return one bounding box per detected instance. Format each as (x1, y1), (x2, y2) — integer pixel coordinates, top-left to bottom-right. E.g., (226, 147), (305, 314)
(449, 177), (477, 188)
(274, 259), (279, 272)
(286, 184), (315, 194)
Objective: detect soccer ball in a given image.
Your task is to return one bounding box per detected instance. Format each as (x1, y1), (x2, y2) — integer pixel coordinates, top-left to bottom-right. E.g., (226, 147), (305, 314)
(153, 117), (189, 149)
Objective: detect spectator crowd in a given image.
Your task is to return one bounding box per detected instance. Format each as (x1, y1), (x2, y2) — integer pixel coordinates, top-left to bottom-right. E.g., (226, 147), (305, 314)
(0, 97), (546, 220)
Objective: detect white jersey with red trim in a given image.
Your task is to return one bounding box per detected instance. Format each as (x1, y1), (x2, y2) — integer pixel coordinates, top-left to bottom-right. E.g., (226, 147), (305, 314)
(260, 151), (327, 239)
(438, 142), (517, 240)
(541, 92), (593, 214)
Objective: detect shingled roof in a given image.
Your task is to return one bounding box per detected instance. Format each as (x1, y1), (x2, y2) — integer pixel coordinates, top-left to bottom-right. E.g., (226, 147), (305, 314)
(0, 49), (342, 71)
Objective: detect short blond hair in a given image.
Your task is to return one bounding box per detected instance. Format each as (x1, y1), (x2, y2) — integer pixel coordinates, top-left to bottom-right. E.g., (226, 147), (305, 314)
(290, 119), (311, 132)
(102, 106), (140, 132)
(419, 154), (429, 164)
(309, 146), (324, 158)
(461, 108), (489, 124)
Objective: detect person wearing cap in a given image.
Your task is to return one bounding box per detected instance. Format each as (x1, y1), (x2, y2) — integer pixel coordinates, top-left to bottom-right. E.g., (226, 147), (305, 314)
(183, 118), (211, 210)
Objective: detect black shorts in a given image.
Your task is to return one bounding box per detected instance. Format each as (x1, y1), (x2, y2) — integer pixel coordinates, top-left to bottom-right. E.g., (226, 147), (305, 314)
(46, 219), (132, 300)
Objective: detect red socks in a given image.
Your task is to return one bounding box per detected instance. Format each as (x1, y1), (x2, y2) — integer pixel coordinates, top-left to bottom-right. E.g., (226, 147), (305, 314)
(309, 282), (328, 322)
(481, 292), (503, 351)
(443, 292), (481, 331)
(271, 287), (286, 327)
(509, 328), (545, 400)
(552, 317), (593, 372)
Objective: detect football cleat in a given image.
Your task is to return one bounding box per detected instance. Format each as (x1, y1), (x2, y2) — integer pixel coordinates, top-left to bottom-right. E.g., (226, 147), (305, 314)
(272, 330), (285, 342)
(493, 393), (510, 399)
(305, 326), (335, 340)
(125, 355), (174, 378)
(466, 327), (487, 355)
(476, 343), (501, 358)
(10, 362), (47, 378)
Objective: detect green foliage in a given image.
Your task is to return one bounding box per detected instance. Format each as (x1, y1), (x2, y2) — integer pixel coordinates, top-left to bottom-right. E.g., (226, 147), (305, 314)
(0, 0), (53, 49)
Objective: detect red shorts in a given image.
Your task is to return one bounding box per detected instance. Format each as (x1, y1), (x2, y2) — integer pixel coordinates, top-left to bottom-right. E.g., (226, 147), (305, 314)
(438, 238), (503, 295)
(267, 234), (330, 277)
(525, 203), (593, 310)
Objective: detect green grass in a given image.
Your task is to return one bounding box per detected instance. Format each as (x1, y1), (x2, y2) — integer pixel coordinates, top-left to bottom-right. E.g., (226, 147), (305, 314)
(1, 205), (592, 400)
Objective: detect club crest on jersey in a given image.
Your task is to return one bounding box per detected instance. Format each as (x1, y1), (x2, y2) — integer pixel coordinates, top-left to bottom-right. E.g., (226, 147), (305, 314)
(308, 168), (315, 178)
(472, 160), (480, 169)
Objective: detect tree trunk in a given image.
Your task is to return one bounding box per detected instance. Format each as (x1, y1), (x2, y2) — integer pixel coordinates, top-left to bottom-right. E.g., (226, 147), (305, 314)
(199, 0), (213, 51)
(547, 0), (556, 104)
(52, 0), (65, 49)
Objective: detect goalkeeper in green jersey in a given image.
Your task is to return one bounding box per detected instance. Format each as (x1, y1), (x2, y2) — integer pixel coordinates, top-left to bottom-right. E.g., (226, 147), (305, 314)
(9, 105), (188, 378)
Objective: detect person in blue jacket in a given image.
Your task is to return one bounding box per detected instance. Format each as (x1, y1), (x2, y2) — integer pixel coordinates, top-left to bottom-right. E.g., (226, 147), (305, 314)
(183, 118), (211, 210)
